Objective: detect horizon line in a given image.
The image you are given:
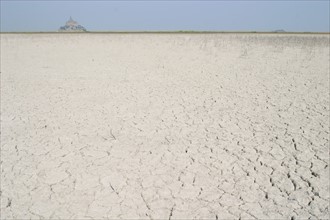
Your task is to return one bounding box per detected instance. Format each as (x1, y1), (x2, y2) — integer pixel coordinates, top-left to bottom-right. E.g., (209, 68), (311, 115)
(1, 31), (330, 34)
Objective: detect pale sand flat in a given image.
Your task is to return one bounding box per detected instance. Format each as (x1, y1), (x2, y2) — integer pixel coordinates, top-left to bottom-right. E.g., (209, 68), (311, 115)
(0, 33), (329, 219)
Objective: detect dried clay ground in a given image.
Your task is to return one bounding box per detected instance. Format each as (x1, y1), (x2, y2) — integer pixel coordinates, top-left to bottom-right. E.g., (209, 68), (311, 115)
(0, 33), (329, 219)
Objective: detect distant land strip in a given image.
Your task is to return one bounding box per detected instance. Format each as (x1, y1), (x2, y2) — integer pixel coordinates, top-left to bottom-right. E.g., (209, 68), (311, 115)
(1, 31), (329, 35)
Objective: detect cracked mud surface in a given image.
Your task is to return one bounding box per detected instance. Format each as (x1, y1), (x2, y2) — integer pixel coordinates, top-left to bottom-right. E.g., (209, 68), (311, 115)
(1, 33), (329, 219)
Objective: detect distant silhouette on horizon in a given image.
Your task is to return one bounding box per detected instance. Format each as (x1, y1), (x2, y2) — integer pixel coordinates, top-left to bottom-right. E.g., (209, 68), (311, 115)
(59, 16), (87, 32)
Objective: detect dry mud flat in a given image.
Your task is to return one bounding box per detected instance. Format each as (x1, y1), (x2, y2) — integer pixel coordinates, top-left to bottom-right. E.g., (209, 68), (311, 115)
(0, 33), (329, 219)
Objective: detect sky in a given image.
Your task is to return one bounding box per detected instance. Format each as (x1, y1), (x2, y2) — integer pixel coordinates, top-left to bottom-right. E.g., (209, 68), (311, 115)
(1, 0), (329, 32)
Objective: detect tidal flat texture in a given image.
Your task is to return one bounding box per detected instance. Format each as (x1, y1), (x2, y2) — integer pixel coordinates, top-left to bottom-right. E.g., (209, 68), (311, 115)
(1, 33), (329, 219)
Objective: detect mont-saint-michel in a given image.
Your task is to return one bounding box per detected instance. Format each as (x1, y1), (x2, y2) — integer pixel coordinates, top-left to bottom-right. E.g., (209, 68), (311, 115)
(58, 17), (87, 32)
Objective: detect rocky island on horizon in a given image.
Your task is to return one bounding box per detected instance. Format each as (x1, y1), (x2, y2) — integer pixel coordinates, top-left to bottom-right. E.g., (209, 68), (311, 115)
(58, 17), (87, 32)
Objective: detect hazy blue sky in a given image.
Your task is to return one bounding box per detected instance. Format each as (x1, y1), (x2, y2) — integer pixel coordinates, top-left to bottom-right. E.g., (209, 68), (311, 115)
(1, 0), (329, 32)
